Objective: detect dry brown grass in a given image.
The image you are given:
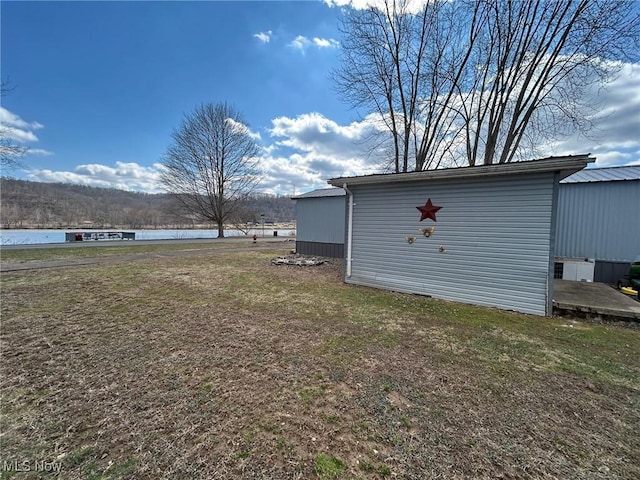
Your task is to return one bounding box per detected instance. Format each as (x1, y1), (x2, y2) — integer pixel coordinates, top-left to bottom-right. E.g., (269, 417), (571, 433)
(1, 248), (639, 479)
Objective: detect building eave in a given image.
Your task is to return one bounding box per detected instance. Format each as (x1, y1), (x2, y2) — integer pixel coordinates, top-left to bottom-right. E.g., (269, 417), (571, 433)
(291, 187), (346, 200)
(328, 155), (595, 187)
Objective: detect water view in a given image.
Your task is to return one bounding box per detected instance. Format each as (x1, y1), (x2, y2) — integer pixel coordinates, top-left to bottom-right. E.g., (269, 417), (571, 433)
(0, 228), (295, 246)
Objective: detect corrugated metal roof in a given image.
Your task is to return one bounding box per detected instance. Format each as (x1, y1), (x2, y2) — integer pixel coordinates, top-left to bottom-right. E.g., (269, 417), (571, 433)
(292, 188), (345, 199)
(561, 165), (640, 183)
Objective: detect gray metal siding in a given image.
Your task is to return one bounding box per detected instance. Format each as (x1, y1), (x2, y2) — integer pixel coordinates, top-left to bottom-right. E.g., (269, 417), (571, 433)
(556, 181), (640, 262)
(594, 260), (631, 285)
(547, 173), (560, 317)
(348, 173), (556, 316)
(296, 241), (344, 258)
(295, 196), (346, 244)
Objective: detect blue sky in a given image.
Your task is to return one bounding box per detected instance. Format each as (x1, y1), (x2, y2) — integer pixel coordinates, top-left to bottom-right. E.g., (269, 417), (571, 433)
(2, 0), (639, 195)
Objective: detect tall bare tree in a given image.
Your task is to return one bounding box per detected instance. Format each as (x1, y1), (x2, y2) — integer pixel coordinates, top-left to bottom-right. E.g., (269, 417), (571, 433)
(334, 0), (639, 170)
(334, 0), (436, 173)
(461, 0), (639, 166)
(160, 102), (260, 238)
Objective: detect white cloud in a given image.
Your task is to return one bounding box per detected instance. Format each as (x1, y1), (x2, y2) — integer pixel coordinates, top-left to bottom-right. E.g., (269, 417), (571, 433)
(26, 148), (54, 156)
(254, 31), (339, 53)
(324, 0), (430, 15)
(1, 125), (39, 143)
(27, 161), (165, 193)
(270, 112), (377, 156)
(225, 117), (262, 141)
(259, 154), (328, 195)
(259, 112), (386, 194)
(0, 107), (43, 131)
(289, 35), (311, 51)
(540, 62), (640, 167)
(313, 37), (340, 48)
(253, 30), (272, 43)
(288, 35), (340, 53)
(0, 107), (44, 144)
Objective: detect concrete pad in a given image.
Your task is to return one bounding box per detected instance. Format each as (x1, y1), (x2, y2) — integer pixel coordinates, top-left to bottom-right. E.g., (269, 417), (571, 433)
(553, 279), (640, 321)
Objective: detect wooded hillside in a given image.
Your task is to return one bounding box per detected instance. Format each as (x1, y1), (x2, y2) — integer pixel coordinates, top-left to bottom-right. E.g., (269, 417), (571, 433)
(0, 178), (295, 229)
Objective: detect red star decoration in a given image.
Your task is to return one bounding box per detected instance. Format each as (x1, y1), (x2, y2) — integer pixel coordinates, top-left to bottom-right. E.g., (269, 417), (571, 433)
(416, 198), (442, 222)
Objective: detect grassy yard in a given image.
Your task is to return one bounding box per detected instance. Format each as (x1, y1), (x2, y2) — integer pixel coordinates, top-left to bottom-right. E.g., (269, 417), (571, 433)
(0, 241), (241, 265)
(1, 247), (639, 479)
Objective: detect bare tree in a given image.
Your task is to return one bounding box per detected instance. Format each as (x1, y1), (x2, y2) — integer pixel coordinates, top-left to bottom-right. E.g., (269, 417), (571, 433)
(229, 203), (257, 235)
(0, 81), (27, 170)
(334, 0), (436, 173)
(414, 0), (485, 169)
(460, 0), (639, 166)
(160, 102), (261, 238)
(334, 0), (639, 170)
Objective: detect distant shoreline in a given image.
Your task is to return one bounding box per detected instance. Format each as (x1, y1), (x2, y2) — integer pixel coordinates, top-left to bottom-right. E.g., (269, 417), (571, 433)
(0, 227), (297, 246)
(0, 223), (296, 231)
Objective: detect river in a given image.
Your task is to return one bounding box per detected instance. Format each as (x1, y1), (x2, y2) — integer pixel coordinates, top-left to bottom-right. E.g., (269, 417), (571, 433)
(0, 228), (295, 246)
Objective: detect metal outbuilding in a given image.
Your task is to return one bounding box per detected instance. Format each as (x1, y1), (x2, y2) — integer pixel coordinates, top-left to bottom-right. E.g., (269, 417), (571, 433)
(292, 187), (346, 258)
(327, 155), (593, 316)
(555, 165), (640, 284)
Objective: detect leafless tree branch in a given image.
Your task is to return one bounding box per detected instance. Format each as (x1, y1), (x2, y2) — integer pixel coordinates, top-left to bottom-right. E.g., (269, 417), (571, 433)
(160, 102), (261, 237)
(334, 0), (639, 170)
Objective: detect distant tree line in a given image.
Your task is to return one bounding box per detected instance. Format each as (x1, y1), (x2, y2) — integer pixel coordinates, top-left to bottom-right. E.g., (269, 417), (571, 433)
(0, 178), (295, 229)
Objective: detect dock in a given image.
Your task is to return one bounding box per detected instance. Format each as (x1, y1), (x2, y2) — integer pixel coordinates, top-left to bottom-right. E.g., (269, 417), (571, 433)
(65, 231), (135, 242)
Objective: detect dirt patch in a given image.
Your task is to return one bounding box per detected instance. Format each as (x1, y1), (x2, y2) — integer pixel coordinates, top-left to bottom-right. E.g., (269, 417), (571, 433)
(1, 251), (639, 479)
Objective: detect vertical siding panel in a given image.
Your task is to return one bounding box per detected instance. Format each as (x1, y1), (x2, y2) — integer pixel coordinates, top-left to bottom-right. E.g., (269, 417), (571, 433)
(295, 241), (344, 258)
(295, 197), (346, 244)
(348, 173), (556, 316)
(556, 181), (640, 262)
